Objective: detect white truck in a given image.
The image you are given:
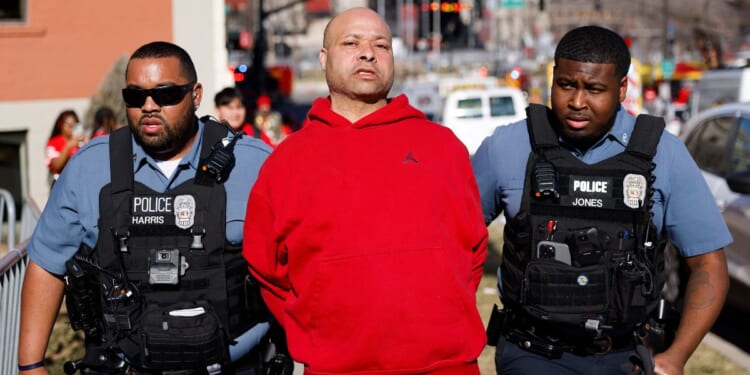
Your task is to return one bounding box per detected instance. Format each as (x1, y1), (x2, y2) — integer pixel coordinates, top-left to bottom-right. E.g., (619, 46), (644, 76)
(441, 87), (528, 155)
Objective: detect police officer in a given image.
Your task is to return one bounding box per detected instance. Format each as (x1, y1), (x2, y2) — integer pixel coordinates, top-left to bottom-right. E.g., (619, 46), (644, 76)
(19, 41), (272, 374)
(473, 26), (730, 374)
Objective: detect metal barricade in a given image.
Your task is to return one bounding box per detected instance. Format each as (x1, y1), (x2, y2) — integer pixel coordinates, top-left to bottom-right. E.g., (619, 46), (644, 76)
(0, 194), (41, 375)
(0, 242), (28, 375)
(0, 189), (16, 251)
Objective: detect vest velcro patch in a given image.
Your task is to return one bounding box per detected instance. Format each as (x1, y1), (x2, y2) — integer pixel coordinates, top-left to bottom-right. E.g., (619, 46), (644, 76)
(561, 175), (614, 209)
(131, 194), (196, 228)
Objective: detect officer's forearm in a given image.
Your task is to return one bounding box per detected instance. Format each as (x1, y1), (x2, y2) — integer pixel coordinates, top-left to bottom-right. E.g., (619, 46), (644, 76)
(666, 249), (728, 366)
(19, 261), (65, 367)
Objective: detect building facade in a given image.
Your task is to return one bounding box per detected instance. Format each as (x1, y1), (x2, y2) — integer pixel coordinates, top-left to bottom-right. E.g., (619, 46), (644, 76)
(0, 0), (232, 208)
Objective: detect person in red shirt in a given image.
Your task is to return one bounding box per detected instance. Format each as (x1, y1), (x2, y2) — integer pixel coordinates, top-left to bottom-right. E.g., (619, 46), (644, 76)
(243, 7), (488, 374)
(214, 87), (255, 136)
(46, 109), (83, 182)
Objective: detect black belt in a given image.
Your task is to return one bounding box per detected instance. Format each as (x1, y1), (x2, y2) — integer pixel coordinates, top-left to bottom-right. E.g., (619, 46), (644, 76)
(505, 327), (636, 358)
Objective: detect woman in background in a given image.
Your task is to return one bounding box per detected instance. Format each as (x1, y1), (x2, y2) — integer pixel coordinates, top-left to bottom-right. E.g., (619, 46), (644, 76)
(46, 109), (83, 183)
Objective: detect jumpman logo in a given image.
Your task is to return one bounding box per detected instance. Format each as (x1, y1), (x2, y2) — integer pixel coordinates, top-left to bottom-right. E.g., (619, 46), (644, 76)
(403, 151), (418, 164)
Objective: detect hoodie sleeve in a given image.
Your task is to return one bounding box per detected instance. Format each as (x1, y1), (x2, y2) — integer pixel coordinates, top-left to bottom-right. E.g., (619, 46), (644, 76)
(471, 230), (488, 290)
(466, 162), (489, 290)
(243, 180), (289, 326)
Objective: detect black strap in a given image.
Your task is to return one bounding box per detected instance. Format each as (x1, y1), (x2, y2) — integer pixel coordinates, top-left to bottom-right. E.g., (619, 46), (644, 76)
(526, 104), (559, 150)
(201, 119), (228, 160)
(109, 126), (133, 194)
(627, 114), (665, 161)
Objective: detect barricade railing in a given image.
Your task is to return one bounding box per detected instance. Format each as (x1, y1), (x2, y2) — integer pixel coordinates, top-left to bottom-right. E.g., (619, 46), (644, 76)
(0, 188), (16, 251)
(0, 195), (41, 375)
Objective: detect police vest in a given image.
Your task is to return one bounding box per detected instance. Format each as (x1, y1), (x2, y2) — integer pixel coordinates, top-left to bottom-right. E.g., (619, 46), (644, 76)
(501, 104), (667, 337)
(68, 120), (263, 373)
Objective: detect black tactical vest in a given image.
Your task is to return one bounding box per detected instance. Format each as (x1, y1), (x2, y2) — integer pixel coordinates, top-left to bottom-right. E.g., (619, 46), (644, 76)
(66, 121), (263, 373)
(501, 104), (667, 337)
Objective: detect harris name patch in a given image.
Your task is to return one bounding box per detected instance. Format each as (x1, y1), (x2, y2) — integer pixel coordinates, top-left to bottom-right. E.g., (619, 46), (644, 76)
(131, 194), (195, 228)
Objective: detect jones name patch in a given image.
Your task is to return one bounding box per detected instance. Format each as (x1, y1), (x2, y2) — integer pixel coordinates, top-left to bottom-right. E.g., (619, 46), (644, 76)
(561, 175), (614, 208)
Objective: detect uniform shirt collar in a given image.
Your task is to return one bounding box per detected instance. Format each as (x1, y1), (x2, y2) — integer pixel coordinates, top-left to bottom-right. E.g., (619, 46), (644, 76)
(131, 119), (204, 178)
(608, 105), (637, 147)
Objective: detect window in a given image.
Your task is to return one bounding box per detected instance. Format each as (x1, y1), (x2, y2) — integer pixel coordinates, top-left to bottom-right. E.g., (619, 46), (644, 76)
(0, 131), (27, 219)
(489, 96), (517, 117)
(685, 115), (736, 175)
(729, 116), (750, 174)
(455, 98), (482, 119)
(0, 0), (25, 22)
(457, 98), (482, 110)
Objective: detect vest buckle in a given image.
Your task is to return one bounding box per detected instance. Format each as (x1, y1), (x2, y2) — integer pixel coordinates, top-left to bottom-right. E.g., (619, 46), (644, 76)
(190, 228), (205, 250)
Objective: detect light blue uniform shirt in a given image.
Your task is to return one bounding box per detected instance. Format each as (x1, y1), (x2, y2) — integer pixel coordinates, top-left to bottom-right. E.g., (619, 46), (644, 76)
(471, 106), (732, 257)
(29, 120), (272, 361)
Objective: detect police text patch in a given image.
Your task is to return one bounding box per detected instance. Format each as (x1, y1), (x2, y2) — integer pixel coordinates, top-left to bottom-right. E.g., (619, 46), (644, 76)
(131, 194), (196, 228)
(561, 176), (614, 208)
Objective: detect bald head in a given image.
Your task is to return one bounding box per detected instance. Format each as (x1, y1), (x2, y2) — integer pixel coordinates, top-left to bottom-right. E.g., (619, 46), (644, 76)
(318, 7), (395, 121)
(323, 7), (391, 49)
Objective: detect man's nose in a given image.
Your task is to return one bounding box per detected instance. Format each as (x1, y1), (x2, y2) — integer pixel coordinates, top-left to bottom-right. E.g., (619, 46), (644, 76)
(570, 89), (586, 109)
(358, 45), (375, 62)
(142, 95), (161, 112)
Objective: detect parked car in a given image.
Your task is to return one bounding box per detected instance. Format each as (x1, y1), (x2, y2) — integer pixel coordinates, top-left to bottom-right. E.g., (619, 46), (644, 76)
(680, 101), (750, 312)
(441, 87), (528, 155)
(688, 67), (750, 120)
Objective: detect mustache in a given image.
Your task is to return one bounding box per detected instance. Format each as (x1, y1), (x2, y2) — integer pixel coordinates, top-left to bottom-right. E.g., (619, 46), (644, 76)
(137, 114), (167, 126)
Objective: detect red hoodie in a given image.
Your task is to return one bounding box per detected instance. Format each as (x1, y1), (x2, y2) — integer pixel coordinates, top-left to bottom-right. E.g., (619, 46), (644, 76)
(243, 95), (488, 375)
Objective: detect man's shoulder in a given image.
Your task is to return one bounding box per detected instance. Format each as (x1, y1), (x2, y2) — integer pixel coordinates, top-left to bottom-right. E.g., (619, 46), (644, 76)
(236, 134), (272, 154)
(483, 119), (530, 150)
(234, 135), (273, 157)
(69, 135), (111, 164)
(654, 129), (688, 160)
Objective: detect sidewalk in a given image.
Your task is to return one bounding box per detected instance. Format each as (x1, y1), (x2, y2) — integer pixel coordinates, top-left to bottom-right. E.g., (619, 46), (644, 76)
(703, 332), (750, 374)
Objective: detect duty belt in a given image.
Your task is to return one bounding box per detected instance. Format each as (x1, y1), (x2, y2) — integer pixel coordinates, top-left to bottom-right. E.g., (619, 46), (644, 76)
(505, 326), (637, 359)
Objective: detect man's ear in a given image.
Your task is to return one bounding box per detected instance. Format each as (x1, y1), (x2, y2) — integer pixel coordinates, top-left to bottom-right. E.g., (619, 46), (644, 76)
(192, 82), (203, 107)
(619, 76), (628, 103)
(319, 48), (327, 71)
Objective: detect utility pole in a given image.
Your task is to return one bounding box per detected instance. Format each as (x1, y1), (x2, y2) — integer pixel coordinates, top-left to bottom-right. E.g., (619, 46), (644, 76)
(243, 0), (306, 105)
(432, 1), (441, 60)
(663, 0), (670, 59)
(251, 0), (269, 95)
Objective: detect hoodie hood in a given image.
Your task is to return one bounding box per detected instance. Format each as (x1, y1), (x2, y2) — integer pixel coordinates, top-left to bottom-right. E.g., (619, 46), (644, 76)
(307, 94), (427, 129)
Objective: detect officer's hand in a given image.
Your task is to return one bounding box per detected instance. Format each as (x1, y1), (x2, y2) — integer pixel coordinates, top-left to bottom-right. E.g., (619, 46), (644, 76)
(653, 352), (684, 375)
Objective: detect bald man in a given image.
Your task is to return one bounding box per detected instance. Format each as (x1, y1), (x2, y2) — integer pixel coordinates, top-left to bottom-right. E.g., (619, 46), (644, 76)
(243, 7), (488, 374)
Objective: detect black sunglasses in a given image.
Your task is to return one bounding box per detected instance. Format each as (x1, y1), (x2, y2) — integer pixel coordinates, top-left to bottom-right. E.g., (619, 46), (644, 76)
(122, 82), (195, 108)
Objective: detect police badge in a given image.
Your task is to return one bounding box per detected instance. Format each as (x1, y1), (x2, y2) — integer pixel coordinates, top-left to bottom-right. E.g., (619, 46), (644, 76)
(623, 174), (647, 209)
(174, 195), (196, 229)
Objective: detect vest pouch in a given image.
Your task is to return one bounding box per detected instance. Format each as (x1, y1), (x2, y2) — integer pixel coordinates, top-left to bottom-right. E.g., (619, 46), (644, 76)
(523, 260), (609, 325)
(504, 212), (532, 265)
(102, 298), (142, 335)
(501, 212), (532, 304)
(139, 302), (227, 371)
(612, 261), (648, 324)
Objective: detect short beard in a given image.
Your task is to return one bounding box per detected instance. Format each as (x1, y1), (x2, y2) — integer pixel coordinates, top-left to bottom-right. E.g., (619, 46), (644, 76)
(560, 129), (599, 152)
(130, 105), (198, 160)
(555, 121), (613, 153)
